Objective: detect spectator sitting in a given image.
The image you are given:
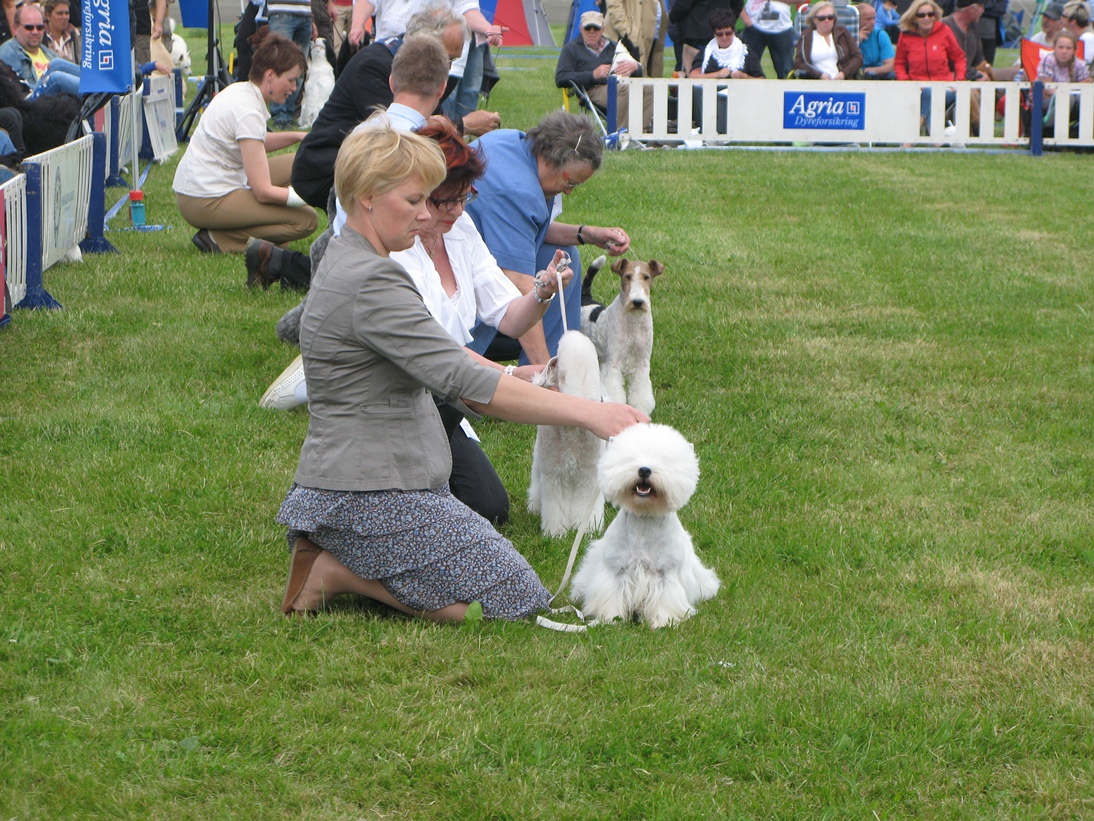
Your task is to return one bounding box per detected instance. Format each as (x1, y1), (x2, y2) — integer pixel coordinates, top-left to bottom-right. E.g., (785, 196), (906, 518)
(1036, 30), (1090, 135)
(42, 0), (79, 64)
(688, 7), (765, 77)
(0, 4), (80, 100)
(793, 1), (863, 79)
(465, 111), (632, 366)
(876, 0), (902, 41)
(858, 1), (896, 78)
(895, 0), (966, 132)
(172, 32), (318, 254)
(555, 10), (649, 130)
(669, 0), (737, 79)
(1062, 1), (1094, 68)
(942, 0), (987, 79)
(1031, 2), (1066, 45)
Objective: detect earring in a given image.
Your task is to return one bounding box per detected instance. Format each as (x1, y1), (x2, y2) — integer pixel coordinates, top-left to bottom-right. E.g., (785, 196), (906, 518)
(367, 206), (373, 212)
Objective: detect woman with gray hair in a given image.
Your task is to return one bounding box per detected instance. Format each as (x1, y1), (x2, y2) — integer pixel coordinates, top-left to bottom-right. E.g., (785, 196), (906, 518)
(793, 1), (862, 79)
(466, 110), (633, 366)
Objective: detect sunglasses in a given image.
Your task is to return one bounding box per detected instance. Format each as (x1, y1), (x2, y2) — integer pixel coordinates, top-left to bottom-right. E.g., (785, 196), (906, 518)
(814, 14), (836, 21)
(714, 28), (735, 36)
(24, 23), (45, 30)
(916, 9), (936, 16)
(428, 187), (477, 210)
(583, 24), (602, 31)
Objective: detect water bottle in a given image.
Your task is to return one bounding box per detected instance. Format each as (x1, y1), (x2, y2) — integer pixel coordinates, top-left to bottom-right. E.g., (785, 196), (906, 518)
(129, 190), (146, 226)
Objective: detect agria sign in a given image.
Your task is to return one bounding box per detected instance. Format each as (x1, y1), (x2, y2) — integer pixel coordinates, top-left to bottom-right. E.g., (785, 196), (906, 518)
(783, 92), (866, 130)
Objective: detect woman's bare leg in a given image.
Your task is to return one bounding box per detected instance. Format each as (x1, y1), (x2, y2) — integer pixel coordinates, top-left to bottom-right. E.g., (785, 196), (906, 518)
(286, 539), (470, 622)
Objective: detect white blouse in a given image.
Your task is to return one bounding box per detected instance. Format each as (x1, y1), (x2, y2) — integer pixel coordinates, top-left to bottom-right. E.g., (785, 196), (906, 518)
(391, 212), (522, 345)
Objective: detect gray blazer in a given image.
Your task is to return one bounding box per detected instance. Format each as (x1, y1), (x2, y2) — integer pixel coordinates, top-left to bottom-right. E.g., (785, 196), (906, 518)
(293, 227), (502, 492)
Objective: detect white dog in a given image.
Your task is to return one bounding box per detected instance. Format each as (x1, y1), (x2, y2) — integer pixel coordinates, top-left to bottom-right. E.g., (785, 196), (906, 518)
(299, 39), (336, 129)
(528, 331), (606, 536)
(580, 255), (664, 416)
(162, 18), (191, 77)
(570, 423), (719, 628)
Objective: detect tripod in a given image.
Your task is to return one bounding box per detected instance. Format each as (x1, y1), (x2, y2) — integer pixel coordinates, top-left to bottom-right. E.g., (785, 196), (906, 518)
(176, 0), (231, 142)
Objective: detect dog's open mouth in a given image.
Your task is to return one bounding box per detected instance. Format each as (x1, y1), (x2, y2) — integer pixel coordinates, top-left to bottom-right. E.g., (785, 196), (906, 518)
(634, 482), (656, 498)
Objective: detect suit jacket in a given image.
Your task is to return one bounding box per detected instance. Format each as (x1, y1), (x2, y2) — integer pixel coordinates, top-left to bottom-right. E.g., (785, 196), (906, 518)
(294, 227), (502, 492)
(291, 37), (400, 199)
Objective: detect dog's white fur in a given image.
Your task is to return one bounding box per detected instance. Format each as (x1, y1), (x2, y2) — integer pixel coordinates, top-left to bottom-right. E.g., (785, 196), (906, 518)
(571, 423), (719, 628)
(580, 255), (664, 416)
(163, 18), (191, 77)
(299, 39), (336, 129)
(528, 331), (606, 536)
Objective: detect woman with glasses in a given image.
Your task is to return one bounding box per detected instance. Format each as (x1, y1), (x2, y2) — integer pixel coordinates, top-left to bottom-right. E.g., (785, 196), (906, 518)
(793, 1), (862, 79)
(261, 115), (574, 525)
(894, 0), (965, 131)
(465, 110), (631, 367)
(172, 32), (318, 254)
(277, 124), (646, 621)
(688, 7), (765, 78)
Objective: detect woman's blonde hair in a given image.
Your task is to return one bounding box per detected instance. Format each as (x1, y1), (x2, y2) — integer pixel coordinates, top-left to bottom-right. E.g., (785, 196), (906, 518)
(807, 2), (836, 28)
(334, 117), (447, 216)
(899, 0), (943, 32)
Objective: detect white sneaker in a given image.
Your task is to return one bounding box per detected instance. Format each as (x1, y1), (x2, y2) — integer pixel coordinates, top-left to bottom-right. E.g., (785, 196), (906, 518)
(260, 355), (306, 410)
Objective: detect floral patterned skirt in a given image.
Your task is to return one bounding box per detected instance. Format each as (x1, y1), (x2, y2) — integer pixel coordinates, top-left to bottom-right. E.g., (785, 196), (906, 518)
(276, 483), (550, 620)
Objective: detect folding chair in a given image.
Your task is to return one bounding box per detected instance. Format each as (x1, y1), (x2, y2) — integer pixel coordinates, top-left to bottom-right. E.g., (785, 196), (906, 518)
(561, 81), (610, 138)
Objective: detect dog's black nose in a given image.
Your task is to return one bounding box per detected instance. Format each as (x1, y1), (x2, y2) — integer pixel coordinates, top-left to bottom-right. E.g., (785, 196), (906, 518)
(638, 467), (652, 480)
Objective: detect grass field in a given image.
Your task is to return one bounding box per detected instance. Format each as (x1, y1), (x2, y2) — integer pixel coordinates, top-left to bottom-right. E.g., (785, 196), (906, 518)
(2, 28), (1093, 820)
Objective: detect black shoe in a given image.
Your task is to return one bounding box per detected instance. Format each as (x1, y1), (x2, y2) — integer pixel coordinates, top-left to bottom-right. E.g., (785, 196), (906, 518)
(245, 237), (277, 289)
(192, 229), (220, 254)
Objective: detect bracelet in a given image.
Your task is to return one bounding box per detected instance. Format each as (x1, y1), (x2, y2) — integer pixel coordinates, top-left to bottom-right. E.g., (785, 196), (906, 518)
(504, 364), (517, 376)
(576, 225), (586, 245)
(532, 270), (555, 304)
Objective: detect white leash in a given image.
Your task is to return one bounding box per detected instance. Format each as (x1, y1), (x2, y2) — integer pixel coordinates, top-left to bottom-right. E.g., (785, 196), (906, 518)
(556, 252), (570, 334)
(535, 492), (603, 633)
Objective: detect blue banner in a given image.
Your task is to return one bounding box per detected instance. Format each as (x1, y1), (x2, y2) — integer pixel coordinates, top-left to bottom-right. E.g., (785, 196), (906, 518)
(80, 0), (133, 93)
(178, 0), (210, 28)
(783, 91), (866, 131)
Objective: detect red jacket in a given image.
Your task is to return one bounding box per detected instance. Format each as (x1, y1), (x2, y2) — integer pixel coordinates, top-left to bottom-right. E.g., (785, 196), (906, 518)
(894, 22), (966, 81)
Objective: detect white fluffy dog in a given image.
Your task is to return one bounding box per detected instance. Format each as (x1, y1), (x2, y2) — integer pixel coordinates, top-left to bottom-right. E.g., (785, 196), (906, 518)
(163, 19), (191, 77)
(570, 423), (719, 628)
(299, 39), (336, 129)
(528, 331), (606, 536)
(580, 255), (664, 416)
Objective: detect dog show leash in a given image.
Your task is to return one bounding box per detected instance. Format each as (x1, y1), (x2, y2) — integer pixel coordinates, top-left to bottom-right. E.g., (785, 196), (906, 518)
(533, 491), (606, 633)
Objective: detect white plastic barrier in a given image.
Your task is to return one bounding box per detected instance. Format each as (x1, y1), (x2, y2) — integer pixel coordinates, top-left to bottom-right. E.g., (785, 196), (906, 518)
(26, 135), (94, 271)
(619, 78), (1094, 148)
(2, 172), (27, 307)
(143, 73), (179, 162)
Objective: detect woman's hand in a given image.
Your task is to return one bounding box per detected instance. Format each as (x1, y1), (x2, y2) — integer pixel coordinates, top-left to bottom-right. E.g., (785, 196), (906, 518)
(587, 402), (650, 440)
(589, 226), (630, 255)
(512, 364), (544, 382)
(535, 249), (575, 299)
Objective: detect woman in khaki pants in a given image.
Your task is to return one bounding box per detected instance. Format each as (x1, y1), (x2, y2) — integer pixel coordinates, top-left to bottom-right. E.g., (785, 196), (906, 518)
(173, 32), (318, 254)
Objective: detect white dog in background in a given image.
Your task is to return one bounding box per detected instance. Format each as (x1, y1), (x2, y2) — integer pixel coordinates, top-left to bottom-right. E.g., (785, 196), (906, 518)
(580, 255), (664, 416)
(160, 18), (191, 77)
(528, 331), (606, 537)
(299, 39), (335, 129)
(571, 423), (719, 628)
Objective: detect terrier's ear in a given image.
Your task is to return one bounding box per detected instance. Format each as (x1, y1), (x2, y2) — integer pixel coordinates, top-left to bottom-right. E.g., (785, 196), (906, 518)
(648, 260), (665, 278)
(611, 258), (629, 276)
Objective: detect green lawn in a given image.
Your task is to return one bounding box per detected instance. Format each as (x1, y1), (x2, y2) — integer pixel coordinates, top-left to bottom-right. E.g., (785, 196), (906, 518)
(1, 33), (1092, 820)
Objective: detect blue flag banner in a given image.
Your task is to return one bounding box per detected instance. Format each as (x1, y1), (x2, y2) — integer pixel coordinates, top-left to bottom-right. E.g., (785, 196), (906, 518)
(179, 0), (210, 28)
(80, 0), (133, 93)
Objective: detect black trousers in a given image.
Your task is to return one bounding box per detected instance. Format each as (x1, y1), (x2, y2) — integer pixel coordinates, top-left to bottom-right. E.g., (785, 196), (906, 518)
(435, 399), (510, 525)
